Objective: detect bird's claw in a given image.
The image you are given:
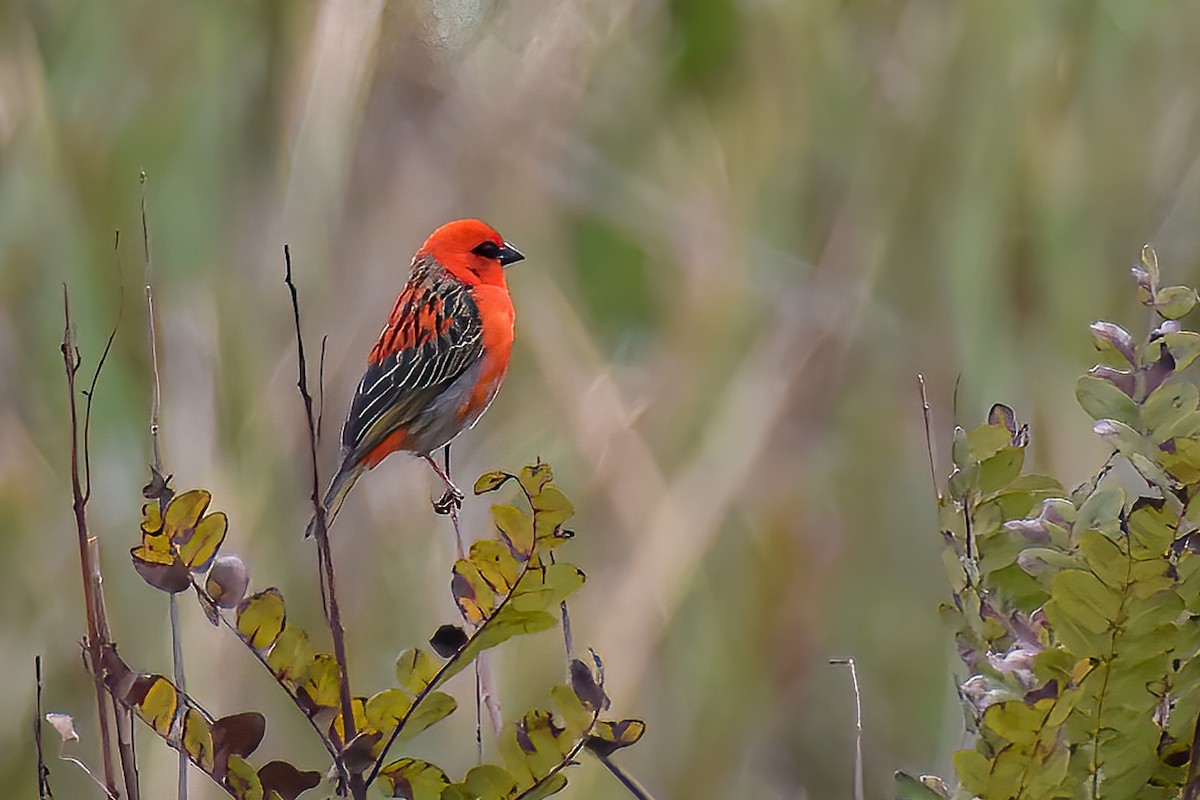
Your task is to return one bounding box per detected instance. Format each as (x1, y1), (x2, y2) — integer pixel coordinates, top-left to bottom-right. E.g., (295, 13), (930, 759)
(433, 486), (464, 515)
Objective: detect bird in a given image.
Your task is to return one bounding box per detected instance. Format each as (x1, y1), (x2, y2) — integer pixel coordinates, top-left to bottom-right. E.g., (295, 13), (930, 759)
(306, 219), (524, 538)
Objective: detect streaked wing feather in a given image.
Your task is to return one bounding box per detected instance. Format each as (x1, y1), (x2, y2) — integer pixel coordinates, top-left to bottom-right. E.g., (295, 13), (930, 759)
(341, 268), (482, 463)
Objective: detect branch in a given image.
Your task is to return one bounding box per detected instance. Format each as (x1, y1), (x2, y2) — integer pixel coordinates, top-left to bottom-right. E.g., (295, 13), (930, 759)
(830, 658), (864, 800)
(201, 584), (341, 764)
(61, 285), (120, 798)
(592, 752), (656, 800)
(366, 549), (543, 786)
(35, 656), (51, 799)
(141, 173), (185, 800)
(284, 245), (363, 800)
(511, 707), (601, 800)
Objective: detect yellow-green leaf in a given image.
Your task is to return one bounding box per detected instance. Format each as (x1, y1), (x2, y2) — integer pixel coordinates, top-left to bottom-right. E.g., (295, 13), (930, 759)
(395, 648), (440, 695)
(225, 755), (264, 800)
(236, 588), (286, 651)
(141, 501), (163, 535)
(474, 471), (513, 495)
(460, 764), (518, 800)
(164, 489), (212, 542)
(266, 625), (314, 685)
(299, 654), (342, 711)
(180, 511), (227, 571)
(395, 691), (457, 742)
(183, 707), (215, 772)
(378, 758), (450, 800)
(365, 688), (413, 736)
(493, 503), (534, 558)
(518, 463), (554, 497)
(138, 676), (178, 737)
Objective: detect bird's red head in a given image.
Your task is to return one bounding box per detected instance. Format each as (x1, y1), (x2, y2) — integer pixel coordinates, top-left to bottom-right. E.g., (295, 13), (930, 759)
(417, 219), (524, 287)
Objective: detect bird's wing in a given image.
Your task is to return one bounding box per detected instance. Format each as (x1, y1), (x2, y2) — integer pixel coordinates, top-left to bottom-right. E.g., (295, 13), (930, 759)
(339, 260), (483, 465)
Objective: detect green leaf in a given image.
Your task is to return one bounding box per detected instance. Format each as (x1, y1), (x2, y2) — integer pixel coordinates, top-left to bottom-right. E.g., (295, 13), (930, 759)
(378, 758), (450, 800)
(966, 423), (1014, 462)
(395, 648), (440, 695)
(1126, 500), (1175, 558)
(510, 563), (586, 614)
(365, 688), (413, 735)
(1164, 331), (1200, 371)
(1078, 529), (1128, 589)
(225, 755), (265, 800)
(299, 654), (342, 711)
(493, 503), (534, 558)
(474, 471), (514, 495)
(1076, 485), (1124, 533)
(183, 707), (215, 772)
(395, 691), (457, 742)
(518, 463), (555, 498)
(1076, 375), (1141, 428)
(532, 487), (575, 542)
(266, 625), (314, 685)
(1155, 285), (1197, 319)
(236, 588), (286, 651)
(459, 764), (518, 800)
(1050, 569), (1121, 629)
(1143, 381), (1199, 443)
(978, 446), (1024, 495)
(550, 684), (593, 735)
(469, 539), (523, 594)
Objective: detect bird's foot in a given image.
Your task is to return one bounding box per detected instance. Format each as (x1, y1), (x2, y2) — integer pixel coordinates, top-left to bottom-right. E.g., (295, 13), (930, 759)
(433, 485), (464, 515)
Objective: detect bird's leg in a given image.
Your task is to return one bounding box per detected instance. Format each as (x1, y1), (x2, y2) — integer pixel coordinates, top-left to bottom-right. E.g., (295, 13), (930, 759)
(425, 446), (464, 515)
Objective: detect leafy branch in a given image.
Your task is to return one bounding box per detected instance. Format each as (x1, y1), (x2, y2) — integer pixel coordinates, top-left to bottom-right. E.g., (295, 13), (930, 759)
(906, 247), (1200, 799)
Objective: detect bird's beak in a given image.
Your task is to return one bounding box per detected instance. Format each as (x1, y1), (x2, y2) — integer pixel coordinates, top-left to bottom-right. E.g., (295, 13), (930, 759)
(498, 242), (525, 267)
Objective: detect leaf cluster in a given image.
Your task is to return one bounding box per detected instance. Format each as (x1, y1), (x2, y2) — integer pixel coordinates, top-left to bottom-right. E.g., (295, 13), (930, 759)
(905, 250), (1200, 799)
(116, 462), (643, 800)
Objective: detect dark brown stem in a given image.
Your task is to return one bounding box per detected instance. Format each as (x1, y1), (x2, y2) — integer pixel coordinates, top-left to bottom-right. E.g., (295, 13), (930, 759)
(284, 245), (364, 800)
(61, 286), (120, 798)
(35, 656), (51, 799)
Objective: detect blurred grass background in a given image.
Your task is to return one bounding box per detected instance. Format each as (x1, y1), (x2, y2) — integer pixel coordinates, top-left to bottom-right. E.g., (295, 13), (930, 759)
(4, 0), (1200, 797)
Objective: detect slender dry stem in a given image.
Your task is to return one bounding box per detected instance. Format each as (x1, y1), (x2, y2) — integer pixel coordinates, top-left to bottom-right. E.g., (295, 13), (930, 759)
(917, 374), (939, 503)
(141, 174), (185, 800)
(35, 656), (51, 799)
(830, 658), (864, 800)
(61, 286), (120, 799)
(284, 245), (364, 800)
(592, 751), (656, 800)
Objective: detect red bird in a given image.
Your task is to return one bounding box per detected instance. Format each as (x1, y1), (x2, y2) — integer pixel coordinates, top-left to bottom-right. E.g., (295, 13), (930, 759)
(307, 219), (524, 537)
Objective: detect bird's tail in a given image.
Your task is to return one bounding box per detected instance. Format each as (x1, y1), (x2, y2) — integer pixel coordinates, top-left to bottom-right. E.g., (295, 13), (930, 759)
(305, 463), (365, 539)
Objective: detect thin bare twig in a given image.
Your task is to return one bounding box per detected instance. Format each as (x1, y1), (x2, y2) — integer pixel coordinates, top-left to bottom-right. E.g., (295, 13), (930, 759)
(592, 752), (656, 800)
(830, 658), (864, 800)
(284, 245), (364, 800)
(62, 286), (120, 798)
(917, 374), (939, 503)
(35, 656), (51, 799)
(141, 173), (185, 800)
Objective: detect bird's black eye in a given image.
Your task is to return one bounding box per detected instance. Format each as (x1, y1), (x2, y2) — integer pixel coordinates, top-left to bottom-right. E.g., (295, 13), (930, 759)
(471, 240), (502, 259)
